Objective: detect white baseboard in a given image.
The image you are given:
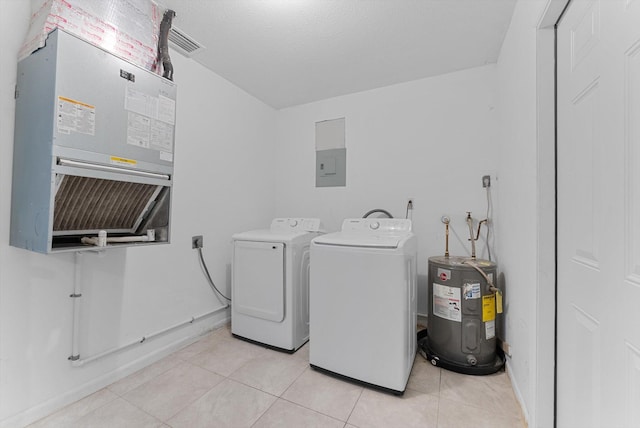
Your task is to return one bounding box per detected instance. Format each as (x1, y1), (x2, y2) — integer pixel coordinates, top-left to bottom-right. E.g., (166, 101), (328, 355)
(505, 359), (530, 427)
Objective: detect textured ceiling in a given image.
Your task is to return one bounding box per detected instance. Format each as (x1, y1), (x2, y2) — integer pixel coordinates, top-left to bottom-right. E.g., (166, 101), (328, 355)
(156, 0), (517, 109)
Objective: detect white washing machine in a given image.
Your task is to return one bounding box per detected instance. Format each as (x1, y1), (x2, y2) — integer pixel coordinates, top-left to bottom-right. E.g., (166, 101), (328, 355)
(309, 218), (417, 394)
(231, 218), (323, 352)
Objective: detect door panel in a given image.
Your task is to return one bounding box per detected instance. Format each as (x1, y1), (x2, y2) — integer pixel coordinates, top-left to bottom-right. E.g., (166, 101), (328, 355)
(625, 341), (640, 427)
(558, 0), (640, 426)
(625, 42), (640, 284)
(568, 79), (601, 269)
(558, 5), (604, 423)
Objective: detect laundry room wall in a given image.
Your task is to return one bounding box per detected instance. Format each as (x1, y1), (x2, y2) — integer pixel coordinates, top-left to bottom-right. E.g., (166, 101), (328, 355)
(494, 0), (557, 426)
(274, 65), (499, 317)
(0, 3), (276, 426)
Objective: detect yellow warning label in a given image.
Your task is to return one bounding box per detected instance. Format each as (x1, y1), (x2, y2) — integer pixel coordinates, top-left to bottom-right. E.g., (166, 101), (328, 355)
(496, 290), (503, 314)
(110, 156), (137, 166)
(482, 294), (496, 322)
(58, 96), (95, 109)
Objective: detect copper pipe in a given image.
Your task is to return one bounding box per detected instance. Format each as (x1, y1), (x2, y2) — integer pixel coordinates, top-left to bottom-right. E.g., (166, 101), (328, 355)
(445, 223), (450, 257)
(475, 218), (488, 241)
(441, 216), (450, 257)
(466, 212), (476, 259)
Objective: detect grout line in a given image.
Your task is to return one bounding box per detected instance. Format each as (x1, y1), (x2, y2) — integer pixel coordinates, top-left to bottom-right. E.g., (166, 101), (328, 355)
(275, 394), (349, 426)
(435, 366), (442, 428)
(27, 388), (121, 428)
(344, 387), (364, 424)
(248, 394), (279, 428)
(279, 363), (311, 397)
(120, 398), (164, 426)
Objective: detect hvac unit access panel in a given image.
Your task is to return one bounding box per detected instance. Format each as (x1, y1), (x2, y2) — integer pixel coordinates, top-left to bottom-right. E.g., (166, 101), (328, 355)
(14, 29), (176, 170)
(11, 29), (176, 253)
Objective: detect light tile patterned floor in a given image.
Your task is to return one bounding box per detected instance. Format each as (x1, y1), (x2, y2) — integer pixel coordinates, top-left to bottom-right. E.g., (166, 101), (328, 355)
(29, 325), (525, 428)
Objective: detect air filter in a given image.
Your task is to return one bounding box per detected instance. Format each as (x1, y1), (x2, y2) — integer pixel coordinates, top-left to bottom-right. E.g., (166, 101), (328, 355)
(53, 175), (161, 234)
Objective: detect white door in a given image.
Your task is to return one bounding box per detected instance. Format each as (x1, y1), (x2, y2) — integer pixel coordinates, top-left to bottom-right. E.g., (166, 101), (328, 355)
(557, 0), (640, 426)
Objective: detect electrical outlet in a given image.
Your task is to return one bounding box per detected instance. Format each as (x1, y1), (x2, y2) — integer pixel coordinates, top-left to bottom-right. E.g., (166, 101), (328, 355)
(192, 235), (203, 249)
(482, 175), (491, 188)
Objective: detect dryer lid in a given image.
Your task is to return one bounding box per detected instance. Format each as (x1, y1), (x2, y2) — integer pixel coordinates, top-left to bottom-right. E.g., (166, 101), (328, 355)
(232, 218), (324, 243)
(232, 229), (313, 243)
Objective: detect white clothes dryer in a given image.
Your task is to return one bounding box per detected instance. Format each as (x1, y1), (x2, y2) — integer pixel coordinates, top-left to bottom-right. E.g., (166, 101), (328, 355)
(309, 218), (417, 394)
(232, 218), (323, 352)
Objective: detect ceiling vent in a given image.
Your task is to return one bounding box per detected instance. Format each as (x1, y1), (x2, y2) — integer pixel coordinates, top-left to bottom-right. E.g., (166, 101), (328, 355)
(168, 26), (205, 57)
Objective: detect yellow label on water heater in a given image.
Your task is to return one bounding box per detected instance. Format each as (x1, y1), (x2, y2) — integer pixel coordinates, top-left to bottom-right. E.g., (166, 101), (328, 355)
(482, 294), (496, 322)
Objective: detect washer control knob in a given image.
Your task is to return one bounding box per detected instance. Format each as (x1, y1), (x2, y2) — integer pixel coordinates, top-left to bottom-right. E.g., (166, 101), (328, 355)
(370, 221), (380, 230)
(289, 219), (298, 227)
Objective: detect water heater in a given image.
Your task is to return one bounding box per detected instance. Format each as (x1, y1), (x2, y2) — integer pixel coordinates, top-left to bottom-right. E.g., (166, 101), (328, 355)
(422, 256), (504, 375)
(10, 29), (176, 253)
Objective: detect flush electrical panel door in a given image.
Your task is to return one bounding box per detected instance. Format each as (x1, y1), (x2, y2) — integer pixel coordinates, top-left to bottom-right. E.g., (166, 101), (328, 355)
(11, 29), (176, 253)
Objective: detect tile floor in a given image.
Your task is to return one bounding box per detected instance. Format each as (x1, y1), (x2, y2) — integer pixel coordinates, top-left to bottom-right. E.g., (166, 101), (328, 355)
(29, 325), (525, 428)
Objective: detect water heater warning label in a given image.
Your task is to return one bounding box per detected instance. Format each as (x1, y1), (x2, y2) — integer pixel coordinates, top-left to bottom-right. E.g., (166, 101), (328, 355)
(482, 294), (496, 322)
(485, 319), (496, 339)
(463, 282), (481, 300)
(433, 283), (461, 322)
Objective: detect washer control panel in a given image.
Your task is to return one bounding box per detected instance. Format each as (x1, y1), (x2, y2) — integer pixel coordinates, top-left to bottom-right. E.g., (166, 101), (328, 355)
(271, 218), (323, 232)
(341, 218), (413, 234)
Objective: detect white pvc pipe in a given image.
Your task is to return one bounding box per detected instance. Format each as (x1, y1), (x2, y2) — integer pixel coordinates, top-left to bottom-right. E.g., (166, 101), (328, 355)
(466, 214), (477, 259)
(69, 252), (83, 362)
(81, 230), (156, 247)
(69, 246), (228, 366)
(70, 305), (228, 367)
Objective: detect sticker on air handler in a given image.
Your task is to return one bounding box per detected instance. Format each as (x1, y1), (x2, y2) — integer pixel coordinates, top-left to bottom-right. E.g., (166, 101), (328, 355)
(433, 283), (461, 322)
(110, 156), (137, 167)
(57, 96), (95, 136)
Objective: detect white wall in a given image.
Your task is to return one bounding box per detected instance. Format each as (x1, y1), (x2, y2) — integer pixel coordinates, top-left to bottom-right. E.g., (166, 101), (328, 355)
(0, 2), (276, 426)
(495, 0), (556, 426)
(274, 65), (499, 316)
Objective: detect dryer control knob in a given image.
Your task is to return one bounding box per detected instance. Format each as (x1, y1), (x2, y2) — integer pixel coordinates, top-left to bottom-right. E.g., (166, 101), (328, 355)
(289, 219), (298, 227)
(370, 221), (380, 230)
